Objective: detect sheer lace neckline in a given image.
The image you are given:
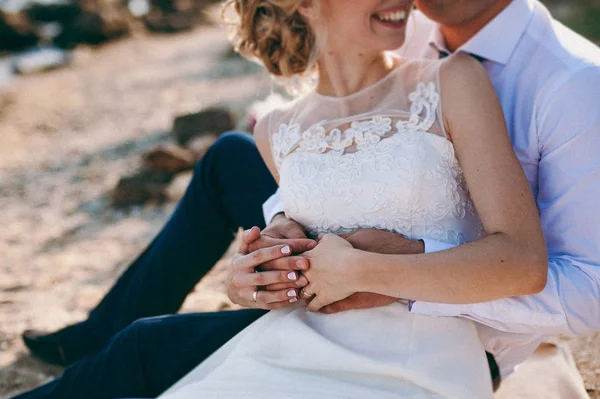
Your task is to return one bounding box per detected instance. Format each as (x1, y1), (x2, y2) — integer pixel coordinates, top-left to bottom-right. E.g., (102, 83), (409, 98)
(311, 60), (405, 102)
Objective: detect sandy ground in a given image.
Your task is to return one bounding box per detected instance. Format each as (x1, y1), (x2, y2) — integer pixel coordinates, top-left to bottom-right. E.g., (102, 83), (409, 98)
(0, 9), (599, 399)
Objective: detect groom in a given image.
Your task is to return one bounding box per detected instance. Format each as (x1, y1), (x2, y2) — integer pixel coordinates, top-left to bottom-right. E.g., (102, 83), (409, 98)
(17, 0), (600, 398)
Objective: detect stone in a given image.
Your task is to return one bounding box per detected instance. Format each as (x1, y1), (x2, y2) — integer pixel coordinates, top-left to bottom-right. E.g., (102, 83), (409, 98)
(54, 8), (130, 48)
(26, 0), (80, 24)
(172, 107), (235, 147)
(142, 0), (212, 33)
(112, 168), (173, 207)
(142, 143), (196, 174)
(0, 10), (39, 51)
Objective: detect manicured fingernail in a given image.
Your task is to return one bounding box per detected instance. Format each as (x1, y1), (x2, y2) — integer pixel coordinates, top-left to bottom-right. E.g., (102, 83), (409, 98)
(308, 241), (317, 249)
(287, 289), (297, 297)
(287, 272), (297, 280)
(281, 246), (291, 254)
(296, 260), (306, 269)
(289, 297), (298, 303)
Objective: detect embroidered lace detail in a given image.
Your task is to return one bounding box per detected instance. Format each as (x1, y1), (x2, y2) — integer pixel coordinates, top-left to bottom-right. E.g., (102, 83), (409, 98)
(396, 82), (439, 133)
(272, 82), (440, 168)
(271, 77), (484, 246)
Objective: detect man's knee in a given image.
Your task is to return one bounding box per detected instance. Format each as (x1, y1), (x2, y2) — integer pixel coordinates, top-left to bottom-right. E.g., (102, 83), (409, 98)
(193, 131), (257, 172)
(112, 317), (160, 351)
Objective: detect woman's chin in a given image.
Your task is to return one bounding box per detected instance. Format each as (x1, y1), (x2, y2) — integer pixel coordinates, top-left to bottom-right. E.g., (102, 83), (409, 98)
(377, 37), (407, 53)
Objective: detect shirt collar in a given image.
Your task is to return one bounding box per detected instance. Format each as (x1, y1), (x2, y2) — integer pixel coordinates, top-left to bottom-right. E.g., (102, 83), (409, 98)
(428, 0), (535, 64)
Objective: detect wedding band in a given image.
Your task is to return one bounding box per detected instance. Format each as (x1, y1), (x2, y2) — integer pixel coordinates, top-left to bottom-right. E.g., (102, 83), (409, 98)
(252, 290), (259, 304)
(299, 289), (314, 300)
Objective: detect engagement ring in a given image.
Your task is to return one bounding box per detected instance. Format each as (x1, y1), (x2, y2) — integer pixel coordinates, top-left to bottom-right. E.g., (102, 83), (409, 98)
(299, 289), (314, 300)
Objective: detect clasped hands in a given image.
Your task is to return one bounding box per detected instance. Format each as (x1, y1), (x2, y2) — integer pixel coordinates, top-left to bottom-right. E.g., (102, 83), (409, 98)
(227, 214), (424, 313)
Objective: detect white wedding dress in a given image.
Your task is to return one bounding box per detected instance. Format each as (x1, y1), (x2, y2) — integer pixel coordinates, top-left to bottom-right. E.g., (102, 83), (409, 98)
(159, 58), (493, 399)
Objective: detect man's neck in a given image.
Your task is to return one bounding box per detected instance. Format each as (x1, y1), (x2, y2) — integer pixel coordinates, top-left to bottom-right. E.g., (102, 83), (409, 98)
(440, 0), (513, 52)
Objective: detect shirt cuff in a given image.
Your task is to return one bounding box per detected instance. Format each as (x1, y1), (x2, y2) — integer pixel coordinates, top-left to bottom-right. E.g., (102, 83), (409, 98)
(423, 238), (456, 253)
(262, 190), (285, 225)
(409, 301), (566, 334)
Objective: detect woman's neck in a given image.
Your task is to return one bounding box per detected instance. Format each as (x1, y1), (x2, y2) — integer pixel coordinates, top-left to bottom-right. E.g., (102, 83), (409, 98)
(315, 50), (398, 98)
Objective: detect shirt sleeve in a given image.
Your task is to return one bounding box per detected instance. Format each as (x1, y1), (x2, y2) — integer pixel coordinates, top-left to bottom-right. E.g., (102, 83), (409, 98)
(411, 67), (600, 336)
(423, 239), (456, 253)
(262, 189), (285, 225)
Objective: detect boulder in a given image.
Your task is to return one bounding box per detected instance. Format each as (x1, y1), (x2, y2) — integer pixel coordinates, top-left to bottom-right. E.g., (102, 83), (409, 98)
(142, 0), (215, 33)
(0, 11), (39, 51)
(26, 1), (80, 24)
(55, 8), (130, 48)
(172, 107), (235, 147)
(112, 168), (173, 207)
(142, 143), (196, 174)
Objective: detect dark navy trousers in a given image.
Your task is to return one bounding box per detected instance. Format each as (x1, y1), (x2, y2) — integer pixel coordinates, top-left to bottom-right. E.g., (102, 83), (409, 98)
(14, 132), (275, 398)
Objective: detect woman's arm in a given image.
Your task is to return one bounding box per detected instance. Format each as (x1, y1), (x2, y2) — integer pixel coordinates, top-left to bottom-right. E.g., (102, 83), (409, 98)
(303, 55), (548, 310)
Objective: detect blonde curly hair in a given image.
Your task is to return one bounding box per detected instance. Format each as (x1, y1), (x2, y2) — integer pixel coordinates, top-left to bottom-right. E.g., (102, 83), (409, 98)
(223, 0), (317, 78)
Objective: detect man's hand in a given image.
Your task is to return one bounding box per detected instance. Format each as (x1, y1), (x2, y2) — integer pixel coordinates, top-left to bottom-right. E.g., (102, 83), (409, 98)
(319, 228), (424, 314)
(248, 213), (316, 253)
(227, 227), (310, 309)
(342, 228), (424, 254)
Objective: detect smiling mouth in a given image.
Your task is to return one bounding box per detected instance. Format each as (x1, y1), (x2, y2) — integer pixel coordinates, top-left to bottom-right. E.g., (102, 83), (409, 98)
(373, 9), (407, 24)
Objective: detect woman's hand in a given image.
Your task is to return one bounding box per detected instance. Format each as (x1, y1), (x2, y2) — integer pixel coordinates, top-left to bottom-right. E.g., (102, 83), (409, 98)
(227, 227), (309, 309)
(301, 234), (359, 312)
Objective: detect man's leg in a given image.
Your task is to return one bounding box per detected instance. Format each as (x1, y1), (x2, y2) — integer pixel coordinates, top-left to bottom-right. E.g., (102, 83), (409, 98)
(24, 132), (277, 365)
(14, 310), (267, 399)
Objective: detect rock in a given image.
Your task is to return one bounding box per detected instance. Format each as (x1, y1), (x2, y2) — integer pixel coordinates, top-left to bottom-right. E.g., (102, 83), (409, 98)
(142, 0), (215, 33)
(143, 8), (193, 32)
(55, 8), (130, 48)
(0, 10), (39, 51)
(172, 107), (235, 146)
(142, 143), (195, 174)
(112, 168), (173, 207)
(26, 0), (80, 24)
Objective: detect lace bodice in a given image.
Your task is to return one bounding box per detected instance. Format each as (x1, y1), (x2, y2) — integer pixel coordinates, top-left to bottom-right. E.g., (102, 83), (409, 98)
(265, 59), (484, 245)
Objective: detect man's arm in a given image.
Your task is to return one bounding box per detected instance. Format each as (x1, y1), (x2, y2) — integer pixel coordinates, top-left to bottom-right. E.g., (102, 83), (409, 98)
(319, 229), (425, 313)
(411, 67), (600, 336)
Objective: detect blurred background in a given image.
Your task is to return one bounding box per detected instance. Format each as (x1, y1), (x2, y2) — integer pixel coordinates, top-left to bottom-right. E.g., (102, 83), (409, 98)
(0, 0), (599, 397)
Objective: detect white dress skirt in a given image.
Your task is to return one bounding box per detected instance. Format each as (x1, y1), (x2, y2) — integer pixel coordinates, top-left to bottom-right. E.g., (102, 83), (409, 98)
(160, 304), (492, 399)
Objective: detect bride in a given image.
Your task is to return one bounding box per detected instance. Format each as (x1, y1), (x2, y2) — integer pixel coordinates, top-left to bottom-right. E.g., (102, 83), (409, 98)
(157, 0), (547, 398)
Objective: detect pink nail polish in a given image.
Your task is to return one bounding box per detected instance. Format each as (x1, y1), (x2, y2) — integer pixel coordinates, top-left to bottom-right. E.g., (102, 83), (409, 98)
(287, 272), (297, 280)
(281, 246), (291, 254)
(289, 297), (298, 303)
(287, 289), (297, 297)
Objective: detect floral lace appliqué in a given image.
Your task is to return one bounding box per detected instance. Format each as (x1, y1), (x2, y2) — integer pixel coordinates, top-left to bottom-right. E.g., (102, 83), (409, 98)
(271, 81), (440, 168)
(272, 79), (484, 245)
